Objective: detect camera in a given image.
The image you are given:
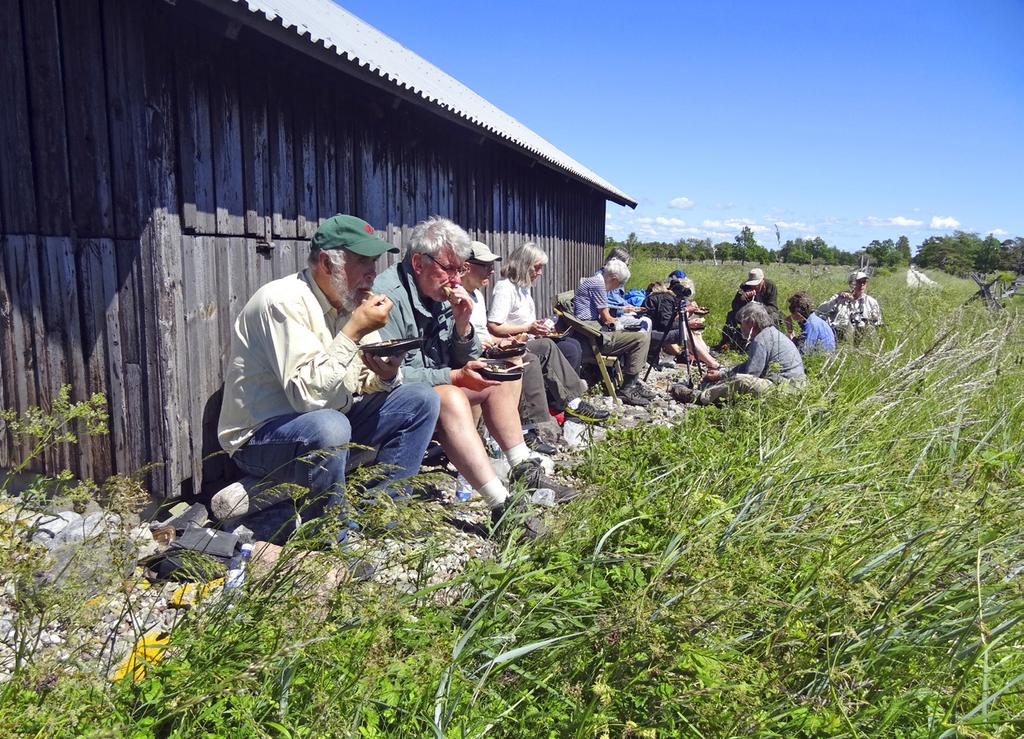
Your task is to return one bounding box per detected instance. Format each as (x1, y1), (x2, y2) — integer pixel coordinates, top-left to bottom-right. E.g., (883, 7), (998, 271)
(668, 279), (692, 300)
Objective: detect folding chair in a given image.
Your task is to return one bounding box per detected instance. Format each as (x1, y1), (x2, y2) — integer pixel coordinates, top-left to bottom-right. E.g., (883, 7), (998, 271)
(552, 290), (622, 400)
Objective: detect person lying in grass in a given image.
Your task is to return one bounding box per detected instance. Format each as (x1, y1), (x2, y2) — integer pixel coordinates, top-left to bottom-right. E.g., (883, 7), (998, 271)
(672, 301), (806, 406)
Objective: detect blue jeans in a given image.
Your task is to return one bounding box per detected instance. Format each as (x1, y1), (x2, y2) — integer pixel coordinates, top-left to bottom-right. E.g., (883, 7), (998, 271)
(231, 384), (440, 541)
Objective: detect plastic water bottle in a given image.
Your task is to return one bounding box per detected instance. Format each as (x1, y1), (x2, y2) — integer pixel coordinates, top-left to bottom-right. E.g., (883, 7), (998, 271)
(224, 542), (254, 593)
(455, 474), (473, 502)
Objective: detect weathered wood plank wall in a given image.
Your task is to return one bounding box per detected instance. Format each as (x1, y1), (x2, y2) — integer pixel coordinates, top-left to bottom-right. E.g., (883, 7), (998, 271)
(0, 0), (607, 498)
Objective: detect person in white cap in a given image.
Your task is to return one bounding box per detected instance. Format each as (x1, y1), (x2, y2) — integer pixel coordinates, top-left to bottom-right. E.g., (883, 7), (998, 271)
(718, 267), (780, 351)
(817, 270), (883, 343)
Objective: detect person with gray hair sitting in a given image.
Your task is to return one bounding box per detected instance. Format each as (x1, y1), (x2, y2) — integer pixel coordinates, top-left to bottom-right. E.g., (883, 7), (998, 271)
(671, 301), (805, 406)
(374, 216), (574, 537)
(573, 258), (654, 407)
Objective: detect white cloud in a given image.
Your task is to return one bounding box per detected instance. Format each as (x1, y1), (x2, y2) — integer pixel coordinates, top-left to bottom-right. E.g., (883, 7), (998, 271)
(774, 221), (814, 233)
(930, 215), (960, 230)
(655, 216), (686, 227)
(711, 202), (734, 210)
(990, 229), (1009, 237)
(859, 215), (924, 227)
(669, 196), (695, 210)
(605, 212), (612, 220)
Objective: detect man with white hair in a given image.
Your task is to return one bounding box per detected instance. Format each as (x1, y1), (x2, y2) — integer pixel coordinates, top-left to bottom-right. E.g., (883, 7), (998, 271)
(374, 216), (574, 536)
(572, 258), (653, 407)
(672, 301), (805, 406)
(817, 270), (883, 343)
(218, 214), (442, 542)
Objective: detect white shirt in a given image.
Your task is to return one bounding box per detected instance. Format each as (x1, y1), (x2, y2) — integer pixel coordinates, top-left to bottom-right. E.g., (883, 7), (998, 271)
(488, 278), (536, 326)
(469, 289), (493, 343)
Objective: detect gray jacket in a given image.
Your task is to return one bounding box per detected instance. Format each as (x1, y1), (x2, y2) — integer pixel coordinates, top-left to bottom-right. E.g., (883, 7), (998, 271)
(373, 255), (481, 385)
(727, 326), (805, 383)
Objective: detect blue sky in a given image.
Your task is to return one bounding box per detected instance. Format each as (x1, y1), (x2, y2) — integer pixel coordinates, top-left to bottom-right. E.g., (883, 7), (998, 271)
(336, 1), (1023, 252)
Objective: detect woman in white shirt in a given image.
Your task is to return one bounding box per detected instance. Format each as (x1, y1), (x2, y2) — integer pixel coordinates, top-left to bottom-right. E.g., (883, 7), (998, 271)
(487, 243), (607, 424)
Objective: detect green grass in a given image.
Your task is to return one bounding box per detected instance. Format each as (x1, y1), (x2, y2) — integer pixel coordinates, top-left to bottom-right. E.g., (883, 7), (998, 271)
(3, 263), (1023, 737)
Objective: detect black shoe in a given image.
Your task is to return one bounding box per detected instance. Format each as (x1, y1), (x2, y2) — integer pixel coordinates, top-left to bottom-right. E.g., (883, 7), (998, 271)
(618, 383), (651, 407)
(670, 383), (695, 404)
(523, 429), (558, 455)
(509, 458), (579, 503)
(490, 497), (548, 539)
(563, 400), (610, 424)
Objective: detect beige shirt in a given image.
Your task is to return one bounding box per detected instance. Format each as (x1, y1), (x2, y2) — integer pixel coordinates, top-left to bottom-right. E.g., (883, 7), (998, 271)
(217, 269), (400, 455)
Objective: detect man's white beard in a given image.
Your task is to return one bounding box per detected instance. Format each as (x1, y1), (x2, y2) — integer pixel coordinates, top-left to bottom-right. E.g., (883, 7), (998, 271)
(329, 269), (364, 312)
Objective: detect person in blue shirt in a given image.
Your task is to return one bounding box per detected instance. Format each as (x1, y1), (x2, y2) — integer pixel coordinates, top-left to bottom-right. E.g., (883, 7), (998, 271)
(786, 292), (836, 354)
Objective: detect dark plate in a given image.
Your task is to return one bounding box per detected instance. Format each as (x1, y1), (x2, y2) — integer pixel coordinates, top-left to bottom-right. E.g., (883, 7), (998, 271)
(361, 337), (424, 357)
(478, 359), (524, 381)
(483, 343), (527, 360)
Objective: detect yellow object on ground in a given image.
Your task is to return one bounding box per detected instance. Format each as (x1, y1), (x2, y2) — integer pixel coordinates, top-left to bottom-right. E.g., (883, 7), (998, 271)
(112, 629), (170, 683)
(169, 577), (224, 608)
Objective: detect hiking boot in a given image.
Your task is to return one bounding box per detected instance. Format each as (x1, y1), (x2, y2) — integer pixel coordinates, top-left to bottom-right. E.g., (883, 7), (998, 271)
(670, 383), (695, 404)
(524, 429), (558, 455)
(490, 497), (548, 540)
(509, 458), (579, 503)
(633, 380), (658, 399)
(564, 399), (610, 424)
(618, 383), (651, 407)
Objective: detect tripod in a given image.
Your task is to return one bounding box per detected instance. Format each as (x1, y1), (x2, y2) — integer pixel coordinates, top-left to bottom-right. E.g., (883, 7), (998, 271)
(644, 297), (704, 387)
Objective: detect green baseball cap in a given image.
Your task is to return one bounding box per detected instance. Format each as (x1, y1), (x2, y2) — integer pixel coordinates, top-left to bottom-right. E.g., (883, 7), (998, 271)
(312, 214), (399, 256)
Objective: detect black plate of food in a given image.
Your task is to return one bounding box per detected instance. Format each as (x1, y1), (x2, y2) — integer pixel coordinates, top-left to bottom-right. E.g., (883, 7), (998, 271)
(478, 359), (526, 381)
(483, 342), (528, 360)
(361, 337), (424, 357)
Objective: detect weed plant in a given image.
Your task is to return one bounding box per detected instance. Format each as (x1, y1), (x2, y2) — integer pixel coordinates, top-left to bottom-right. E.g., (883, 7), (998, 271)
(1, 265), (1022, 736)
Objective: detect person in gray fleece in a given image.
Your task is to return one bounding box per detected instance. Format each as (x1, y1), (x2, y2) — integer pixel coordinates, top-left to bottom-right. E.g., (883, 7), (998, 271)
(671, 301), (805, 406)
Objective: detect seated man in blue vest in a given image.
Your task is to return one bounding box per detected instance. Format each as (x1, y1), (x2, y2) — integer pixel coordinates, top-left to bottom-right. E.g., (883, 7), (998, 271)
(374, 216), (575, 537)
(218, 214), (441, 543)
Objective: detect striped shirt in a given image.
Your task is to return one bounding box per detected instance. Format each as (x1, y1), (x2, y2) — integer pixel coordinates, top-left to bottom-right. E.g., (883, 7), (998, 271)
(573, 275), (608, 321)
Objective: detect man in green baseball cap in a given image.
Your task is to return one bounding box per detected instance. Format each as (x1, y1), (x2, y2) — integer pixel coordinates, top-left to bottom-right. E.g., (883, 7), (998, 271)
(217, 214), (439, 546)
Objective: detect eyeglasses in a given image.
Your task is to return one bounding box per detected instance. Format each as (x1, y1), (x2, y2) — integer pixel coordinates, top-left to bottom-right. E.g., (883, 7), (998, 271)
(423, 253), (468, 277)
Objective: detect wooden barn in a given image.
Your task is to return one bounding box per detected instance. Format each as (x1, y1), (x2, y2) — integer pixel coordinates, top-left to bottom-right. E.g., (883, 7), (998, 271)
(0, 0), (636, 499)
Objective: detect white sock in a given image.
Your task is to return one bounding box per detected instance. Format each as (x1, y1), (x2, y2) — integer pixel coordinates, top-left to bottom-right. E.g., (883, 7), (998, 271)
(504, 442), (531, 467)
(566, 397), (581, 410)
(478, 477), (508, 508)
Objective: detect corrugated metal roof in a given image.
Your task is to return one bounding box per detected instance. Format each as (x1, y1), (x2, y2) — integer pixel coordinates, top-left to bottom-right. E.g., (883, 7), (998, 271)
(221, 0), (637, 207)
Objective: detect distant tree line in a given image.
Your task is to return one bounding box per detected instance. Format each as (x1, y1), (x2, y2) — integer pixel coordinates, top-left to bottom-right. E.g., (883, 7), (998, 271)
(607, 227), (1023, 275)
